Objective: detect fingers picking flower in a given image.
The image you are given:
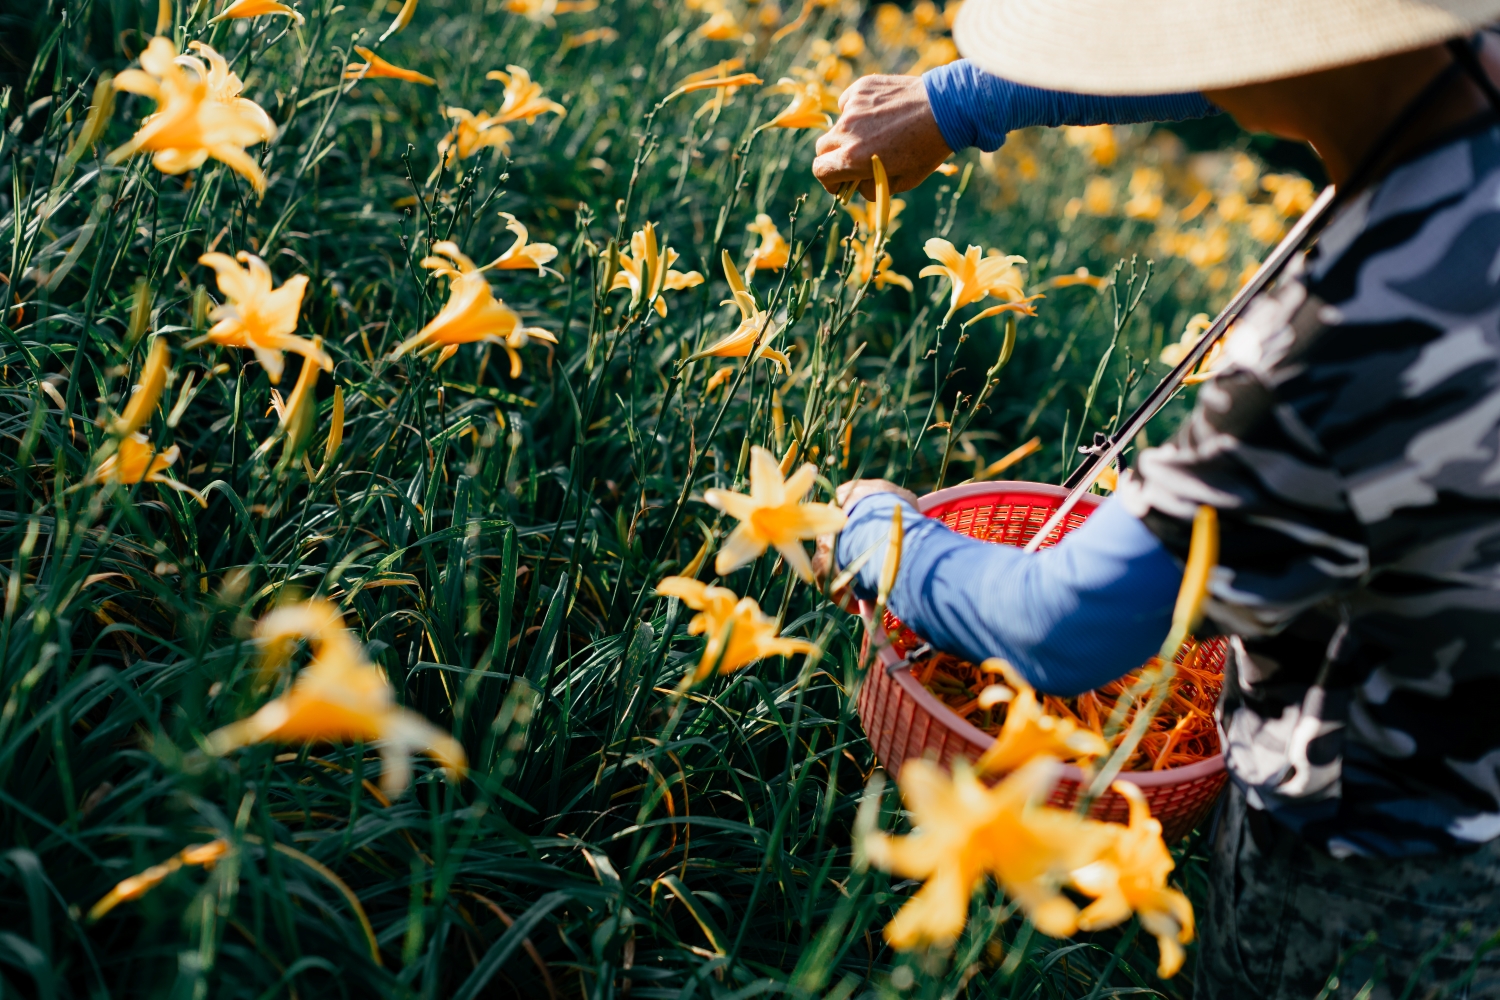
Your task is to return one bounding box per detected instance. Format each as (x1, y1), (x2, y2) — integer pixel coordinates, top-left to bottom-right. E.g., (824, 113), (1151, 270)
(701, 444), (845, 581)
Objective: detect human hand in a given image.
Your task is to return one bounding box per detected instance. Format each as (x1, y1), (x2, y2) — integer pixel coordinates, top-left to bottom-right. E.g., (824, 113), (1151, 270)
(813, 479), (920, 604)
(812, 75), (954, 201)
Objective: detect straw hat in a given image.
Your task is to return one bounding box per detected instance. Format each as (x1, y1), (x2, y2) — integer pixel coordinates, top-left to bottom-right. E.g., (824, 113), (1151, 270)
(952, 0), (1500, 95)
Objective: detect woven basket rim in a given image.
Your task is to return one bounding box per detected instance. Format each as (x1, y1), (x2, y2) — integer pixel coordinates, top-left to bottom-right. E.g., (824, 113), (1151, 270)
(856, 479), (1226, 785)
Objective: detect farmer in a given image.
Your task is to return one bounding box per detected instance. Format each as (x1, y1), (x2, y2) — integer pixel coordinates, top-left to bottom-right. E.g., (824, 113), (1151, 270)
(812, 2), (1500, 996)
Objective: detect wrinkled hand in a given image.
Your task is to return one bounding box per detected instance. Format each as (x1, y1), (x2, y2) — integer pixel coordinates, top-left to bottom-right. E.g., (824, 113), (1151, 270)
(813, 479), (920, 607)
(812, 75), (954, 201)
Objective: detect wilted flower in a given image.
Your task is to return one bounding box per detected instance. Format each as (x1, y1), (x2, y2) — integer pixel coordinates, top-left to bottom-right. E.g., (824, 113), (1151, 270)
(744, 214), (790, 278)
(112, 337), (170, 437)
(687, 252), (790, 372)
(199, 251), (332, 384)
(91, 433), (206, 504)
(209, 0), (303, 22)
(344, 46), (435, 85)
(1071, 781), (1196, 977)
(393, 242), (557, 375)
(919, 239), (1033, 324)
(491, 212), (560, 274)
(485, 66), (566, 123)
(974, 659), (1108, 775)
(702, 443), (846, 580)
(761, 71), (838, 130)
(610, 223), (704, 317)
(108, 38), (276, 192)
(437, 108), (513, 164)
(655, 576), (817, 684)
(207, 600), (467, 795)
(88, 839), (230, 921)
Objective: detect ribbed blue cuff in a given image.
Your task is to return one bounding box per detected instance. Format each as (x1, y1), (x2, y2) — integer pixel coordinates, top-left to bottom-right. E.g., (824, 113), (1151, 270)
(922, 59), (1218, 154)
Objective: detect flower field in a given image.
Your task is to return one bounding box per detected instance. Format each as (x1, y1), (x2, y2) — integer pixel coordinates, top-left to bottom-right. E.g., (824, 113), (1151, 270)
(0, 0), (1311, 995)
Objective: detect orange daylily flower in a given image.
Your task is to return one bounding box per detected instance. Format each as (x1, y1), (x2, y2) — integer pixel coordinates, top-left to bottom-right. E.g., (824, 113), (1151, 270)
(671, 59), (761, 117)
(1262, 173), (1315, 217)
(761, 70), (838, 130)
(1159, 312), (1230, 384)
(1040, 267), (1108, 291)
(437, 108), (513, 164)
(561, 27), (619, 51)
(687, 252), (790, 373)
(744, 214), (789, 278)
(501, 0), (596, 21)
(696, 8), (750, 42)
(490, 212), (559, 274)
(198, 251), (332, 384)
(702, 443), (846, 580)
(206, 600), (467, 795)
(90, 433), (206, 504)
(108, 38), (276, 193)
(609, 223), (704, 317)
(1063, 124), (1117, 167)
(88, 839), (230, 921)
(484, 66), (566, 124)
(392, 242), (556, 376)
(1070, 781), (1196, 977)
(919, 239), (1036, 324)
(848, 236), (911, 291)
(112, 336), (170, 437)
(974, 659), (1108, 775)
(344, 46), (435, 85)
(210, 0), (304, 22)
(655, 576), (817, 684)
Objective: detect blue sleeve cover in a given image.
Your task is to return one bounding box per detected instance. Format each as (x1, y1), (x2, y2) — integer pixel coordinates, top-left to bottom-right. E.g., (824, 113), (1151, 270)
(921, 60), (1218, 153)
(835, 493), (1182, 695)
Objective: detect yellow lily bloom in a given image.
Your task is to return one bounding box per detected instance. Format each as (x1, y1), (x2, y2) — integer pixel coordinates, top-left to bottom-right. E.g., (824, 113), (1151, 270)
(609, 223), (704, 317)
(687, 252), (790, 372)
(490, 212), (559, 274)
(393, 242), (557, 375)
(919, 239), (1033, 324)
(89, 839), (230, 921)
(671, 59), (761, 117)
(207, 600), (467, 795)
(198, 251), (332, 384)
(90, 433), (206, 505)
(209, 0), (304, 22)
(344, 46), (435, 85)
(974, 659), (1108, 775)
(1040, 267), (1108, 291)
(1070, 781), (1196, 978)
(1159, 313), (1232, 385)
(866, 757), (1118, 948)
(113, 336), (170, 437)
(844, 195), (904, 240)
(109, 38), (276, 193)
(744, 214), (789, 279)
(1262, 173), (1315, 217)
(697, 8), (750, 42)
(655, 576), (817, 684)
(702, 443), (846, 580)
(501, 0), (597, 21)
(484, 66), (566, 124)
(1063, 124), (1118, 167)
(437, 108), (514, 165)
(848, 236), (911, 291)
(762, 71), (838, 130)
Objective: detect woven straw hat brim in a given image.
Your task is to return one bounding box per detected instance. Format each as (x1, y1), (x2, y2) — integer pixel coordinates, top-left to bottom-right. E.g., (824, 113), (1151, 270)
(953, 0), (1500, 95)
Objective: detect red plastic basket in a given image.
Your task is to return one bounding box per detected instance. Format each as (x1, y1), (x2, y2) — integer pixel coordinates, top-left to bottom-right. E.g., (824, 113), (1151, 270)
(855, 481), (1228, 842)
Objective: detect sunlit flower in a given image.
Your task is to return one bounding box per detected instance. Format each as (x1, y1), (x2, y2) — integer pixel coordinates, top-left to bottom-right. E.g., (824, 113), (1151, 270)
(609, 223), (704, 317)
(1262, 173), (1315, 216)
(108, 37), (276, 193)
(437, 107), (513, 164)
(1039, 267), (1108, 291)
(1215, 191), (1248, 223)
(491, 212), (559, 274)
(1246, 204), (1284, 243)
(1159, 313), (1212, 367)
(561, 27), (619, 50)
(762, 71), (838, 130)
(697, 8), (750, 42)
(919, 239), (1034, 324)
(113, 336), (170, 437)
(344, 46), (435, 85)
(1070, 781), (1195, 977)
(88, 839), (230, 921)
(393, 242), (557, 375)
(485, 66), (567, 124)
(974, 659), (1108, 775)
(1064, 124), (1117, 167)
(744, 214), (789, 278)
(848, 237), (911, 291)
(501, 0), (596, 21)
(874, 3), (904, 46)
(688, 252), (790, 373)
(91, 433), (206, 504)
(702, 443), (845, 580)
(836, 28), (865, 57)
(207, 600), (467, 794)
(865, 757), (1117, 948)
(1178, 189), (1212, 223)
(1124, 166), (1163, 221)
(199, 251), (332, 384)
(670, 59), (762, 117)
(1082, 176), (1115, 216)
(843, 193), (904, 241)
(655, 576), (817, 684)
(905, 36), (958, 75)
(209, 0), (304, 22)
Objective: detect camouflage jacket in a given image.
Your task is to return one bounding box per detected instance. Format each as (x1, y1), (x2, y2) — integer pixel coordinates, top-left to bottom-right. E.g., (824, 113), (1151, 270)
(1117, 119), (1500, 857)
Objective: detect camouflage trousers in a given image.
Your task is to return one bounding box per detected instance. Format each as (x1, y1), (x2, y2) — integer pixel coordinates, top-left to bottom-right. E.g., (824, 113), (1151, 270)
(1194, 784), (1500, 999)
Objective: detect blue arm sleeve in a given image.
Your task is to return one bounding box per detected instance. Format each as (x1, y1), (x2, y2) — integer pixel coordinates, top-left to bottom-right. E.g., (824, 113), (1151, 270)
(835, 493), (1182, 695)
(921, 59), (1218, 154)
